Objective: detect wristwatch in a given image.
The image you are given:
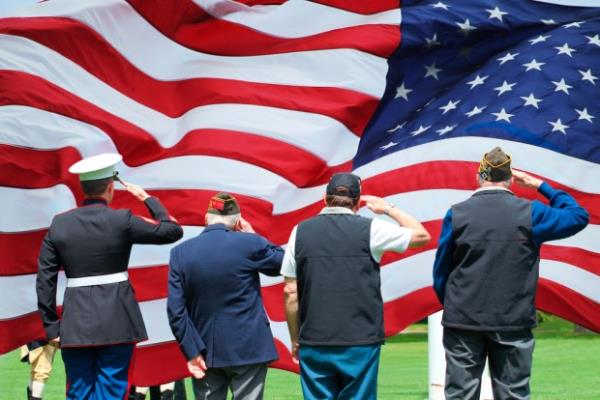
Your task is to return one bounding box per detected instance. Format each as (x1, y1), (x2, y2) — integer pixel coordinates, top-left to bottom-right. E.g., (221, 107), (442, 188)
(384, 203), (396, 215)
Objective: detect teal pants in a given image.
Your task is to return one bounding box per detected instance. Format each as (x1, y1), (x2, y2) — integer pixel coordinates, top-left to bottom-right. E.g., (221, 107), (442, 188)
(299, 344), (381, 400)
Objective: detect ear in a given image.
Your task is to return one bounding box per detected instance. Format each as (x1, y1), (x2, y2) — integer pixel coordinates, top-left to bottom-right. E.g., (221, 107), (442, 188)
(323, 193), (327, 205)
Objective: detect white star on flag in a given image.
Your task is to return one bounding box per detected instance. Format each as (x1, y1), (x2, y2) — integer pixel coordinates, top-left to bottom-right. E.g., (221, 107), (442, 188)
(548, 118), (569, 134)
(586, 34), (600, 47)
(494, 81), (516, 96)
(436, 124), (457, 135)
(579, 69), (598, 85)
(465, 105), (486, 117)
(456, 19), (476, 36)
(395, 82), (412, 100)
(529, 34), (550, 45)
(523, 59), (545, 71)
(380, 141), (398, 150)
(486, 7), (508, 22)
(521, 93), (542, 109)
(575, 108), (595, 123)
(541, 19), (557, 25)
(387, 122), (406, 133)
(497, 52), (519, 65)
(439, 100), (460, 114)
(425, 33), (440, 49)
(410, 125), (431, 136)
(466, 75), (488, 89)
(424, 62), (443, 80)
(492, 108), (514, 122)
(555, 43), (576, 57)
(552, 78), (572, 94)
(564, 21), (584, 29)
(431, 1), (449, 10)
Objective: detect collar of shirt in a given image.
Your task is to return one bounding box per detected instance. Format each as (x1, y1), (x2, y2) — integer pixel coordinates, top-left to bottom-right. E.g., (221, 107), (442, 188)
(474, 186), (513, 194)
(319, 206), (355, 215)
(204, 223), (230, 232)
(82, 197), (108, 206)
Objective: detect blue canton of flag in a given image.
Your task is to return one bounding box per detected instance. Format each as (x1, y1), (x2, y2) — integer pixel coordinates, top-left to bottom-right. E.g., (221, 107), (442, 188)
(356, 0), (600, 167)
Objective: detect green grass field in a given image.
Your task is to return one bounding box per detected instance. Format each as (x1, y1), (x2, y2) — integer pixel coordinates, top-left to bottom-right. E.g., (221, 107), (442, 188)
(2, 318), (598, 399)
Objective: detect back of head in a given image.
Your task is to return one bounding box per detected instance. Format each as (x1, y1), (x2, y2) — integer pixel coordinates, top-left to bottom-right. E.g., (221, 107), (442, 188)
(478, 146), (512, 187)
(80, 178), (112, 197)
(205, 192), (241, 228)
(325, 173), (361, 209)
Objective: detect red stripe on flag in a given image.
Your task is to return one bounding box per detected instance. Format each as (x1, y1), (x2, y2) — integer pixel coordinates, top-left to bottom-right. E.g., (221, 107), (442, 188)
(312, 0), (400, 14)
(124, 1), (400, 57)
(537, 278), (600, 332)
(0, 65), (375, 139)
(131, 342), (189, 386)
(0, 312), (46, 354)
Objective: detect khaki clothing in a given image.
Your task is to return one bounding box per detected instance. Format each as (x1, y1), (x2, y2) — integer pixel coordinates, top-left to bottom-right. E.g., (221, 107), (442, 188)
(20, 343), (58, 382)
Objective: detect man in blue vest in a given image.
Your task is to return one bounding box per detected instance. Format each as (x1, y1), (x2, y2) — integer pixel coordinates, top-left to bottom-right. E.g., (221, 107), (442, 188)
(433, 147), (589, 400)
(167, 193), (284, 400)
(282, 173), (431, 399)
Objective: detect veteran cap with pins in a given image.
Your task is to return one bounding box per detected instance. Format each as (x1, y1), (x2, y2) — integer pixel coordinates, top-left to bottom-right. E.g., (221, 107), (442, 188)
(68, 153), (123, 181)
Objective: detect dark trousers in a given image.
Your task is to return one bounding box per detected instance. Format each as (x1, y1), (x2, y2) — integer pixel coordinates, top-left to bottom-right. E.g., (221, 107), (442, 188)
(299, 345), (380, 400)
(62, 344), (134, 400)
(443, 327), (535, 400)
(192, 363), (268, 400)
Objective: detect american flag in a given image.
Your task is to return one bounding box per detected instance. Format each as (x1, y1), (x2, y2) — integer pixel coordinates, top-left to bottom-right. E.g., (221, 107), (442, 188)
(0, 0), (598, 386)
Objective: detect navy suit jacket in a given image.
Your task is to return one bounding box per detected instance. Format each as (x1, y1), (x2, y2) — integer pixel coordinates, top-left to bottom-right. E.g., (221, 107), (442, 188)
(167, 223), (284, 368)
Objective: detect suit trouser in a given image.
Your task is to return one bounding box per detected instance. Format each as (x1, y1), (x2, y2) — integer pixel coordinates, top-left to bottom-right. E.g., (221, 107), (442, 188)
(21, 343), (58, 382)
(192, 363), (267, 400)
(62, 343), (134, 400)
(299, 344), (380, 400)
(443, 327), (535, 400)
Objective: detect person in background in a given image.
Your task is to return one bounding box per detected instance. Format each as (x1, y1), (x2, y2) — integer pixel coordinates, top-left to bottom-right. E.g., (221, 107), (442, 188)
(36, 153), (183, 400)
(20, 341), (58, 400)
(433, 147), (589, 400)
(168, 193), (284, 400)
(282, 173), (431, 400)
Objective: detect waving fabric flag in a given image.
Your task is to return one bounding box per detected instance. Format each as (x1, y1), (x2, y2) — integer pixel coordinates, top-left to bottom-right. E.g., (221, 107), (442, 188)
(0, 0), (598, 386)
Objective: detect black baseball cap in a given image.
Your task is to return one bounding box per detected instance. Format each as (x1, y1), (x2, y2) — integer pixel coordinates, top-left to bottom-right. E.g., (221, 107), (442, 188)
(326, 173), (361, 198)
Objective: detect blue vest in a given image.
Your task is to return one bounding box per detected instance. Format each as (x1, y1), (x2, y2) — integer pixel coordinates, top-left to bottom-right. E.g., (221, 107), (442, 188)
(295, 213), (384, 345)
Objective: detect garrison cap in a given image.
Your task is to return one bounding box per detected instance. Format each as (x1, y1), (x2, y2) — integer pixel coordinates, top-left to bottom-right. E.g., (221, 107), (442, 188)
(68, 153), (122, 181)
(478, 147), (512, 182)
(207, 192), (241, 216)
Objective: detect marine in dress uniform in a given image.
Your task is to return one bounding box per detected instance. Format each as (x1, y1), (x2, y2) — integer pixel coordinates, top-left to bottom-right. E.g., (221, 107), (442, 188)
(433, 147), (589, 400)
(36, 153), (184, 400)
(167, 193), (284, 400)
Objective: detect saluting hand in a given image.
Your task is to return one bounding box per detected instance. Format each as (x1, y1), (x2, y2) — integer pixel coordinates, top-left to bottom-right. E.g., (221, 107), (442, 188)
(360, 195), (390, 215)
(119, 180), (150, 201)
(187, 355), (208, 379)
(512, 170), (543, 190)
(235, 216), (255, 233)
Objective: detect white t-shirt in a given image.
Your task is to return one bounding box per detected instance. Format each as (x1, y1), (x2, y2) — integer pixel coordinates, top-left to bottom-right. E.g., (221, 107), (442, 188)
(281, 207), (413, 278)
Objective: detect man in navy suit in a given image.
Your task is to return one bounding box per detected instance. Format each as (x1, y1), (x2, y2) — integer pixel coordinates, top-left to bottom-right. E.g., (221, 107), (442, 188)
(167, 193), (284, 400)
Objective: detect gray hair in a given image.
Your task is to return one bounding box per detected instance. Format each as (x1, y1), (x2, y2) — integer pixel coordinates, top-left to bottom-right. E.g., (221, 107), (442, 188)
(205, 213), (240, 228)
(478, 175), (511, 188)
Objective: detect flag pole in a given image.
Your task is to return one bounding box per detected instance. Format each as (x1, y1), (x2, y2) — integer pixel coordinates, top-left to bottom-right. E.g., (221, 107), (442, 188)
(428, 310), (494, 399)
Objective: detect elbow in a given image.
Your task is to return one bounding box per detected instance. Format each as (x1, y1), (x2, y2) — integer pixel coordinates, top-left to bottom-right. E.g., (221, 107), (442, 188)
(283, 281), (298, 303)
(410, 229), (431, 248)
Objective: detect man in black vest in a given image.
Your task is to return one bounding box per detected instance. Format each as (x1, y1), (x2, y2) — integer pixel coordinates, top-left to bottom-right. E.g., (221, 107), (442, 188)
(36, 153), (183, 400)
(282, 173), (431, 399)
(433, 147), (589, 400)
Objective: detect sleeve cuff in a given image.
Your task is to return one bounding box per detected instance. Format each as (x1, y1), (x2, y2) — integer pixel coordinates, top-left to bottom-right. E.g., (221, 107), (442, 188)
(537, 182), (556, 198)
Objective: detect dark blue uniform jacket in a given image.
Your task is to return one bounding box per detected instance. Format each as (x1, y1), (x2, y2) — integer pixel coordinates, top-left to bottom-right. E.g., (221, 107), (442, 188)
(36, 197), (183, 346)
(167, 223), (284, 368)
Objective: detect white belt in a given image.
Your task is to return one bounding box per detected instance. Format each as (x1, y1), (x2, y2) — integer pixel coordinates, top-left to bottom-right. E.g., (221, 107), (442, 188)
(67, 272), (128, 288)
